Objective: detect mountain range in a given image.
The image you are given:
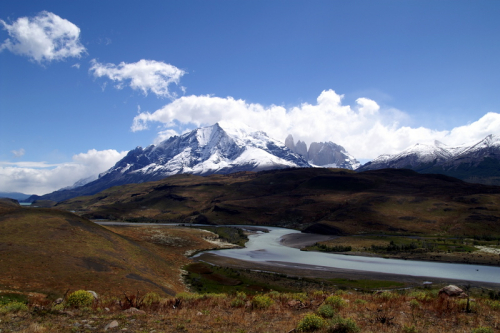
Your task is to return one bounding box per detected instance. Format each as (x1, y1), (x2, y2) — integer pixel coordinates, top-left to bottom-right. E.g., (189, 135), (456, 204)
(27, 122), (312, 202)
(358, 134), (500, 185)
(25, 123), (500, 204)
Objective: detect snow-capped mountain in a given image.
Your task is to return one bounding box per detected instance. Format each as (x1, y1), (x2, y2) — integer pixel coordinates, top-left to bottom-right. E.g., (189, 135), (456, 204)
(358, 134), (500, 185)
(285, 135), (360, 170)
(29, 122), (311, 202)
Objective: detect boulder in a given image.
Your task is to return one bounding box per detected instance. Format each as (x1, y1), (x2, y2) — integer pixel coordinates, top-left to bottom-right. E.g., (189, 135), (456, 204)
(438, 285), (468, 298)
(104, 320), (119, 331)
(123, 307), (146, 316)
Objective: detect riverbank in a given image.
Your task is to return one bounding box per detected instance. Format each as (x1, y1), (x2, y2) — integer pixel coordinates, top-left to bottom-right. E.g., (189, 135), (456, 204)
(298, 234), (500, 267)
(279, 232), (337, 248)
(194, 252), (500, 290)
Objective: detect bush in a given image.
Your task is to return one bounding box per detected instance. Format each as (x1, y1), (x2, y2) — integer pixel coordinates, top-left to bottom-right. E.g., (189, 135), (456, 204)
(409, 299), (420, 309)
(486, 300), (500, 311)
(251, 295), (274, 309)
(471, 327), (494, 333)
(409, 291), (432, 302)
(142, 292), (161, 306)
(403, 324), (418, 333)
(0, 301), (28, 313)
(66, 290), (94, 308)
(375, 291), (396, 301)
(231, 292), (246, 307)
(325, 295), (347, 309)
(297, 313), (326, 331)
(175, 292), (202, 301)
(327, 317), (360, 333)
(354, 299), (366, 305)
(231, 298), (245, 308)
(317, 304), (335, 318)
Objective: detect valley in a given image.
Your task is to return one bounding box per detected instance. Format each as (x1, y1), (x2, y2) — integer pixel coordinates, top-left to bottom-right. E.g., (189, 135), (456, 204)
(2, 167), (500, 332)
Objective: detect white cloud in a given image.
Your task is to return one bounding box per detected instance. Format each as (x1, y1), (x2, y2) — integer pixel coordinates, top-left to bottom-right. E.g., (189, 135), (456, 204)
(72, 63), (80, 69)
(11, 148), (25, 158)
(131, 89), (500, 159)
(154, 129), (180, 144)
(0, 11), (86, 63)
(0, 149), (127, 195)
(90, 59), (186, 98)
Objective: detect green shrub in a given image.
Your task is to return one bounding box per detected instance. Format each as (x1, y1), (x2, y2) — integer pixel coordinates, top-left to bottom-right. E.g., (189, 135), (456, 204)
(409, 299), (420, 309)
(456, 299), (477, 312)
(327, 316), (360, 333)
(175, 292), (202, 301)
(0, 301), (28, 313)
(325, 295), (347, 309)
(375, 291), (396, 301)
(231, 298), (245, 307)
(51, 303), (65, 311)
(403, 324), (418, 333)
(471, 327), (494, 333)
(142, 292), (162, 305)
(204, 293), (227, 299)
(297, 313), (326, 331)
(66, 290), (94, 308)
(354, 299), (366, 305)
(317, 304), (335, 318)
(486, 300), (500, 311)
(267, 291), (280, 298)
(281, 292), (307, 302)
(251, 295), (274, 309)
(231, 292), (247, 307)
(409, 291), (432, 302)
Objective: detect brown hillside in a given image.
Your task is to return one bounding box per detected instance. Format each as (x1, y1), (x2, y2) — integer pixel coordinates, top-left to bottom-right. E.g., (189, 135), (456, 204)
(0, 202), (218, 297)
(58, 168), (500, 236)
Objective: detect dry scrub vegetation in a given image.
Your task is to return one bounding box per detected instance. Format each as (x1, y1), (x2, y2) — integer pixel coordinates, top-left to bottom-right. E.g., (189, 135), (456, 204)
(1, 288), (500, 332)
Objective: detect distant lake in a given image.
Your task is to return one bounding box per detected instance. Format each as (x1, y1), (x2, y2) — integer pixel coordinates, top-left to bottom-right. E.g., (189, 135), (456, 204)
(19, 202), (31, 206)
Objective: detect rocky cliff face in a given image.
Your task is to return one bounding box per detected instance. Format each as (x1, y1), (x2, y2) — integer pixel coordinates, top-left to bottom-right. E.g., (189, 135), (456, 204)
(285, 135), (360, 170)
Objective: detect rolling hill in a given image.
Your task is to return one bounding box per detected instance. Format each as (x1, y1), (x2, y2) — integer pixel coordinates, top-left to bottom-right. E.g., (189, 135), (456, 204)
(0, 199), (219, 297)
(57, 168), (500, 237)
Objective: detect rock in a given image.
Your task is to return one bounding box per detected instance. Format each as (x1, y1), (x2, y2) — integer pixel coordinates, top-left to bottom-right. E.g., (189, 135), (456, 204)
(423, 281), (433, 288)
(104, 320), (119, 331)
(438, 285), (468, 298)
(123, 307), (146, 316)
(54, 298), (64, 304)
(196, 311), (203, 316)
(87, 290), (99, 300)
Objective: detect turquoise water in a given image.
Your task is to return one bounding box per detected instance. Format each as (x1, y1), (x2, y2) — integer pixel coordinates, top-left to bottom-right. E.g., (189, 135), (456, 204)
(195, 226), (500, 284)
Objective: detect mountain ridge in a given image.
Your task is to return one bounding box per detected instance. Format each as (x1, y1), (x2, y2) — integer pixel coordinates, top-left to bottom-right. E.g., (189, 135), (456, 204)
(358, 134), (500, 185)
(27, 122), (311, 203)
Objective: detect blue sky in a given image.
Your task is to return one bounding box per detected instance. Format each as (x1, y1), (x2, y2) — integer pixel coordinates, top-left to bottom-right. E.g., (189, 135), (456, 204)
(1, 1), (500, 194)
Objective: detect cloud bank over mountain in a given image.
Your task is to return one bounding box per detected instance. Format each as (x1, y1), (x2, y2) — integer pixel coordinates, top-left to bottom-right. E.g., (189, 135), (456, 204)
(0, 149), (127, 195)
(132, 90), (500, 160)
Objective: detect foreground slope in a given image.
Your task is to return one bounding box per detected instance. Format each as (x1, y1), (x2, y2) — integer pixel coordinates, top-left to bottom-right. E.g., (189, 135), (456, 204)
(0, 200), (218, 296)
(58, 168), (500, 237)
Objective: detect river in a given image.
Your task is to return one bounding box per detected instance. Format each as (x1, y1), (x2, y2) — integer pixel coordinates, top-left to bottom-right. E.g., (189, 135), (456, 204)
(193, 226), (500, 284)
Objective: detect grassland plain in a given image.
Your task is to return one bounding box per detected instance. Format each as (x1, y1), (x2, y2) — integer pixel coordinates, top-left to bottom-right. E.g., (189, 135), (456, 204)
(57, 168), (500, 238)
